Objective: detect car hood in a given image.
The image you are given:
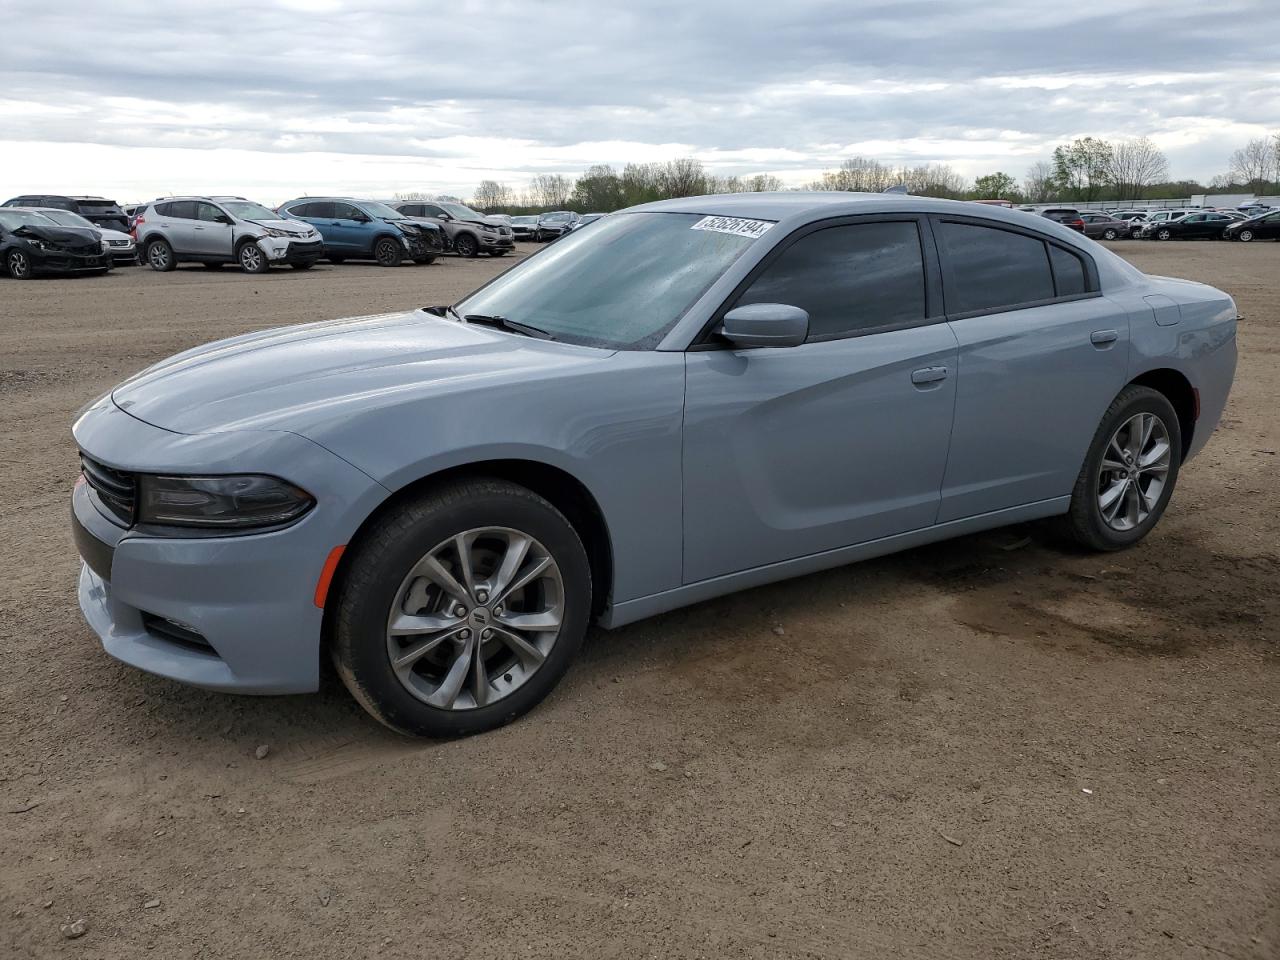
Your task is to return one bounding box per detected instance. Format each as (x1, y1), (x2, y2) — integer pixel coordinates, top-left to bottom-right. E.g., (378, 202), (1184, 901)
(246, 218), (317, 235)
(97, 227), (134, 242)
(111, 310), (613, 435)
(13, 224), (100, 245)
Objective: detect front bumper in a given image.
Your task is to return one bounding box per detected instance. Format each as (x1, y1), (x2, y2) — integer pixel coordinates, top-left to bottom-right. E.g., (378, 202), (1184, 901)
(477, 232), (514, 250)
(259, 237), (325, 265)
(71, 397), (389, 694)
(29, 247), (111, 274)
(107, 242), (138, 265)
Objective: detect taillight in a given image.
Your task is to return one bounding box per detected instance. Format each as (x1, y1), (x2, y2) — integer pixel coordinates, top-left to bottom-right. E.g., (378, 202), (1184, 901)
(131, 214), (144, 239)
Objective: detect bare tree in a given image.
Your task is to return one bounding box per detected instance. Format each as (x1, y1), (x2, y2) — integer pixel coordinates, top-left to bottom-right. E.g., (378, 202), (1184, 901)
(1023, 160), (1058, 203)
(529, 173), (574, 209)
(1107, 137), (1170, 200)
(743, 173), (783, 192)
(810, 156), (896, 192)
(1229, 137), (1275, 194)
(471, 180), (514, 210)
(657, 157), (707, 197)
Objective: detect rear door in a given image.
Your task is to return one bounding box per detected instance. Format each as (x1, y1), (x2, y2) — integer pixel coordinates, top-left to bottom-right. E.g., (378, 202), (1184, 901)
(156, 200), (199, 253)
(933, 216), (1131, 521)
(682, 216), (959, 583)
(1260, 211), (1280, 239)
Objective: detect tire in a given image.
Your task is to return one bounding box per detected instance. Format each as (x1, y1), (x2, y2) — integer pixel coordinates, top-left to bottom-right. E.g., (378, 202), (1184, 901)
(1237, 229), (1254, 242)
(453, 233), (479, 258)
(291, 262), (314, 270)
(6, 249), (33, 279)
(1060, 385), (1181, 552)
(1156, 228), (1172, 241)
(331, 478), (592, 738)
(412, 256), (436, 265)
(374, 236), (403, 267)
(146, 238), (175, 272)
(238, 241), (269, 274)
(1103, 228), (1119, 241)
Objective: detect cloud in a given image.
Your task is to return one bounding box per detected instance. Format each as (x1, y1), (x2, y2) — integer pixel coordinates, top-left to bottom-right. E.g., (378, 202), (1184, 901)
(0, 0), (1276, 203)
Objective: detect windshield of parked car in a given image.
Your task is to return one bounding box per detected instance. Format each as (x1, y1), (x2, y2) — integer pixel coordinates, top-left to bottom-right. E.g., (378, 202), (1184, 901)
(541, 212), (573, 223)
(221, 200), (284, 222)
(36, 209), (97, 229)
(360, 201), (407, 220)
(439, 202), (485, 221)
(512, 216), (538, 225)
(454, 212), (767, 350)
(0, 210), (57, 229)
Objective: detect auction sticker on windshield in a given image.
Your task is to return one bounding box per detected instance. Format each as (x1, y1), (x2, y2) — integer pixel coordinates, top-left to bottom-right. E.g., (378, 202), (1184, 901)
(690, 216), (775, 239)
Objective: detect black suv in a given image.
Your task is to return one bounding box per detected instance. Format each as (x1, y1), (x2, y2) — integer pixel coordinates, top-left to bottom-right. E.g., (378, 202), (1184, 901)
(2, 195), (130, 233)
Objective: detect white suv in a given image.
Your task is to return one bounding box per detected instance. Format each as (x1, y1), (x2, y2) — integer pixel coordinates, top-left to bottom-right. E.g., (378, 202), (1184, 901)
(135, 196), (325, 273)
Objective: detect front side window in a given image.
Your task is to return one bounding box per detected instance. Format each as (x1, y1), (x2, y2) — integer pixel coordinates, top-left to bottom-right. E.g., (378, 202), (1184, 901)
(196, 202), (225, 223)
(734, 221), (927, 340)
(332, 202), (361, 221)
(220, 201), (279, 222)
(455, 212), (764, 349)
(359, 201), (405, 220)
(936, 221), (1056, 314)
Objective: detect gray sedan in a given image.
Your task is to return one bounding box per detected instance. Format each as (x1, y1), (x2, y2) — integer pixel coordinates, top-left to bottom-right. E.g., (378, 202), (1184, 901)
(71, 193), (1238, 737)
(1079, 212), (1131, 240)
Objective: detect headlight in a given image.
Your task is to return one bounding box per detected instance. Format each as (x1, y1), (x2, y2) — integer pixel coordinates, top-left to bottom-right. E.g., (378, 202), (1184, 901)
(137, 474), (314, 529)
(263, 227), (294, 239)
(28, 238), (53, 251)
(101, 240), (111, 253)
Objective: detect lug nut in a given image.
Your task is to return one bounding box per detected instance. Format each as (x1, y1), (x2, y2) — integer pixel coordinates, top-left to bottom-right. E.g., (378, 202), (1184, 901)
(455, 605), (468, 617)
(476, 590), (489, 604)
(494, 605), (504, 616)
(481, 628), (493, 640)
(459, 628), (471, 640)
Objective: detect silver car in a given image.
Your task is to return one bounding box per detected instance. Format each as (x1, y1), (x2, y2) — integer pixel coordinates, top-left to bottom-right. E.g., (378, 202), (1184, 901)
(136, 196), (325, 273)
(71, 193), (1237, 737)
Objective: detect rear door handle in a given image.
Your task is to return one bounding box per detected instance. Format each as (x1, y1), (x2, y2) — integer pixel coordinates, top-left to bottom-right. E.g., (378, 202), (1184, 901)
(911, 365), (949, 385)
(1090, 329), (1119, 346)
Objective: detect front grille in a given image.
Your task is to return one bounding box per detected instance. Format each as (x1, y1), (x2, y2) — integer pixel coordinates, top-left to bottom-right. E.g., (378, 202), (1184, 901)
(141, 613), (214, 652)
(80, 454), (136, 525)
(108, 239), (132, 247)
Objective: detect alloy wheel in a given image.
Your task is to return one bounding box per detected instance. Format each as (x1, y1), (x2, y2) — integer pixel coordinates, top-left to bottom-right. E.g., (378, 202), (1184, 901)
(8, 250), (31, 279)
(239, 243), (266, 272)
(385, 527), (564, 710)
(1238, 229), (1253, 242)
(1096, 412), (1171, 532)
(148, 242), (170, 269)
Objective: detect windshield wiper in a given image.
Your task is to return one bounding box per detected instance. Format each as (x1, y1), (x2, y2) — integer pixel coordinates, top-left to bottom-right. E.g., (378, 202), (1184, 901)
(463, 313), (557, 341)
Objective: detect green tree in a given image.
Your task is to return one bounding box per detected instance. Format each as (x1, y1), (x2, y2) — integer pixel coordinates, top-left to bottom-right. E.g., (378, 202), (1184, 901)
(971, 172), (1020, 201)
(1051, 137), (1114, 201)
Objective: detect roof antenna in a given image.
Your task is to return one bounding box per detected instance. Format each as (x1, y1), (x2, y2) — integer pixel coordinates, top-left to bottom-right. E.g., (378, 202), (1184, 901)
(883, 184), (909, 195)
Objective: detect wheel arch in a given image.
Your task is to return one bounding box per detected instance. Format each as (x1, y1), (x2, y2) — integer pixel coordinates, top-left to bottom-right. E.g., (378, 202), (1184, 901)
(371, 231), (402, 253)
(1128, 367), (1196, 457)
(320, 457), (615, 645)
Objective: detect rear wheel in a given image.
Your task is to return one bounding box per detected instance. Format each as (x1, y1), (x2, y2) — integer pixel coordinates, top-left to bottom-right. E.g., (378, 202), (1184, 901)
(331, 478), (591, 737)
(238, 241), (269, 274)
(374, 237), (402, 267)
(1102, 228), (1119, 240)
(146, 238), (175, 271)
(1061, 385), (1181, 551)
(453, 233), (479, 258)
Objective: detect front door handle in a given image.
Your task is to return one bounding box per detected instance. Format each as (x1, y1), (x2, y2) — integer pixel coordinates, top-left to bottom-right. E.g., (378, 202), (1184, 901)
(911, 365), (949, 385)
(1090, 329), (1119, 346)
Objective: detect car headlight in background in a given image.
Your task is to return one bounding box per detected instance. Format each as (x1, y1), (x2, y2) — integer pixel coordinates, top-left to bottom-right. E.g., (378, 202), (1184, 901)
(138, 474), (314, 529)
(101, 240), (111, 253)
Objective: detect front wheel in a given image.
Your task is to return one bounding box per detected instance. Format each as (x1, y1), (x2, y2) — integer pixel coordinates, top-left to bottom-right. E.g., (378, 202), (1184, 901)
(374, 237), (403, 267)
(1237, 229), (1254, 242)
(1061, 386), (1181, 551)
(238, 241), (269, 274)
(331, 478), (592, 737)
(6, 249), (33, 279)
(1156, 228), (1172, 241)
(453, 233), (479, 258)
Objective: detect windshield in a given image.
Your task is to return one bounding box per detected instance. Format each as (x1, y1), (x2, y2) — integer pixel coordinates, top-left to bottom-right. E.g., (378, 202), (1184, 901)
(454, 212), (766, 349)
(541, 213), (572, 223)
(440, 202), (484, 220)
(360, 201), (406, 220)
(512, 216), (538, 225)
(38, 209), (97, 229)
(0, 210), (56, 229)
(221, 200), (283, 222)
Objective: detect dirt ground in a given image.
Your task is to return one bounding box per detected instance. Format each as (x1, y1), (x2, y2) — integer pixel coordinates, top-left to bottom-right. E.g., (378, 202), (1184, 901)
(1, 241), (1276, 959)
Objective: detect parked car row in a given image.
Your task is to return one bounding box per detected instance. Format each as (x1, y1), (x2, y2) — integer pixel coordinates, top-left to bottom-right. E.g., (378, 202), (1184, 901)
(1016, 203), (1276, 242)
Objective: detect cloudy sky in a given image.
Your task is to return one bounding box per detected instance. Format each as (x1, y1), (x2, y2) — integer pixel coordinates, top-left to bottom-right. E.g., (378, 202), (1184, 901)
(2, 0), (1277, 205)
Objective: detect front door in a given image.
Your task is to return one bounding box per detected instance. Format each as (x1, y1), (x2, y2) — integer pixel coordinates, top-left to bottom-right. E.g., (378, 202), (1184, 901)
(682, 218), (958, 584)
(190, 202), (235, 257)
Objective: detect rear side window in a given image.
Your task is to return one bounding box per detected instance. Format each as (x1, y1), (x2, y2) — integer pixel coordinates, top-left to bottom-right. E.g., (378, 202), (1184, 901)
(286, 202), (314, 217)
(157, 200), (197, 220)
(1048, 245), (1087, 297)
(735, 221), (927, 340)
(936, 221), (1056, 314)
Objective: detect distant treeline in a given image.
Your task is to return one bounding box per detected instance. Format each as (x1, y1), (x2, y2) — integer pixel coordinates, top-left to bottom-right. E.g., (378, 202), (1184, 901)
(402, 132), (1280, 213)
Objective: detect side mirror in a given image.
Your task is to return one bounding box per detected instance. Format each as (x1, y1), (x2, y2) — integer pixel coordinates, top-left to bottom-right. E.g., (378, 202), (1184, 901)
(215, 215), (233, 225)
(719, 303), (809, 349)
(436, 212), (452, 221)
(352, 213), (371, 223)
